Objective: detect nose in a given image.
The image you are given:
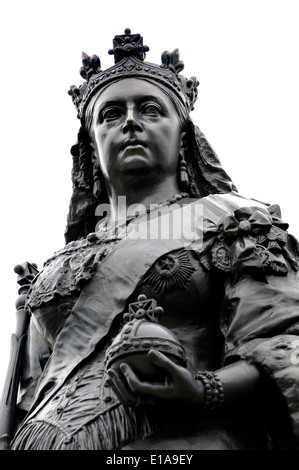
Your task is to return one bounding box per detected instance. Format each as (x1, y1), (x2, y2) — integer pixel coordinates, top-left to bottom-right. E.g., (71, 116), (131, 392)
(122, 107), (143, 134)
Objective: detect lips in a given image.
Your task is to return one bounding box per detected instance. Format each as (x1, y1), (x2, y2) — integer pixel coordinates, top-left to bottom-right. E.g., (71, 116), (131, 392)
(120, 139), (147, 151)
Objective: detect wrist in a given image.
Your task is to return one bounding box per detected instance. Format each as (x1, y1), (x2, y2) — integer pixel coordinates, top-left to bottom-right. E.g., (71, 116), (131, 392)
(192, 377), (206, 407)
(194, 371), (224, 411)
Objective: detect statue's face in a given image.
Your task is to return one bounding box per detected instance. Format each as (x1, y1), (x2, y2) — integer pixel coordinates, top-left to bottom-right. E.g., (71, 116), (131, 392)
(89, 78), (182, 186)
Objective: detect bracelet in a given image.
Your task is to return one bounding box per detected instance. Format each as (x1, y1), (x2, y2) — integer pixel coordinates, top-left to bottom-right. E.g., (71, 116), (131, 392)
(194, 371), (224, 410)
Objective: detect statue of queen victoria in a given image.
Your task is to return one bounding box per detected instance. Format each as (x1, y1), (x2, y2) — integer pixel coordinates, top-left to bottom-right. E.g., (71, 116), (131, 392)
(2, 29), (299, 450)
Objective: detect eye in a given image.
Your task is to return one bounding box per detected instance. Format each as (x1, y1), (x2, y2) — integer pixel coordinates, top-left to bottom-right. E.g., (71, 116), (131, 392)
(101, 107), (122, 121)
(141, 103), (162, 116)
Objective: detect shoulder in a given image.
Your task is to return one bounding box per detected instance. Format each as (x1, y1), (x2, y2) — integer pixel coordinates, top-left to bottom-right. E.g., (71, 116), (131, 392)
(202, 192), (299, 279)
(26, 236), (106, 311)
(199, 191), (288, 233)
(203, 191), (279, 218)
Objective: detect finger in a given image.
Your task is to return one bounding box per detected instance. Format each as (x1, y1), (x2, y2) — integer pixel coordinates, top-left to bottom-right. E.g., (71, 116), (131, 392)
(119, 363), (146, 393)
(120, 363), (173, 398)
(107, 368), (138, 405)
(148, 349), (183, 376)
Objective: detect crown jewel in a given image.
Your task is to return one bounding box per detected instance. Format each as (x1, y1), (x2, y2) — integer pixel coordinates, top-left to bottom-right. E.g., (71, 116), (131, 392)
(68, 28), (199, 120)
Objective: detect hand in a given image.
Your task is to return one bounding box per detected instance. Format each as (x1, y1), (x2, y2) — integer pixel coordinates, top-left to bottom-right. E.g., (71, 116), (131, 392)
(107, 349), (205, 409)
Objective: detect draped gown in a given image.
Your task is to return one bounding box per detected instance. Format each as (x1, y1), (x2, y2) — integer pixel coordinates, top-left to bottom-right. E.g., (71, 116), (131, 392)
(10, 192), (299, 450)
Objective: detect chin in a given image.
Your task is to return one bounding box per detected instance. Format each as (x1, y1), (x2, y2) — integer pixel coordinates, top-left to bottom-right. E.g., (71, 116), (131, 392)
(121, 156), (152, 174)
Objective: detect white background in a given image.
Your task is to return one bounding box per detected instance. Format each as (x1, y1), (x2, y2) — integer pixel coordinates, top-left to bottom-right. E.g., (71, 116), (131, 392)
(0, 0), (299, 398)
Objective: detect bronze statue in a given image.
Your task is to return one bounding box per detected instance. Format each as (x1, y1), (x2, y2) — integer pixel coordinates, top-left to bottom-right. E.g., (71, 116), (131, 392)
(2, 28), (299, 450)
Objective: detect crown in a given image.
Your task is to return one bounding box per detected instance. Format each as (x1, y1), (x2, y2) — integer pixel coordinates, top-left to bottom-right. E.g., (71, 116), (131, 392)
(68, 28), (199, 120)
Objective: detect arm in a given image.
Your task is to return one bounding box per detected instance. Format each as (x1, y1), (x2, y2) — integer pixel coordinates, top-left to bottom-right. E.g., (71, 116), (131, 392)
(107, 350), (262, 410)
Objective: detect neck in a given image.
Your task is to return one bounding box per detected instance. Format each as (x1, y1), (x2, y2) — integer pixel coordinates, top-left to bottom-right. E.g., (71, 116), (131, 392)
(106, 174), (182, 223)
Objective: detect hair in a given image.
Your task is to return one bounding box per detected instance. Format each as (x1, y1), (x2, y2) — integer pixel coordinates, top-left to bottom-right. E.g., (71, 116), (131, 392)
(64, 78), (237, 244)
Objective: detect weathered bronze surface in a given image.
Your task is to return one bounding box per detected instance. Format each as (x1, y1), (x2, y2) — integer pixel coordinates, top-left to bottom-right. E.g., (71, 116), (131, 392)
(2, 29), (299, 450)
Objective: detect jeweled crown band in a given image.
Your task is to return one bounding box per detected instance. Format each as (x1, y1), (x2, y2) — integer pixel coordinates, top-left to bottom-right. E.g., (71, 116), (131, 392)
(68, 28), (199, 120)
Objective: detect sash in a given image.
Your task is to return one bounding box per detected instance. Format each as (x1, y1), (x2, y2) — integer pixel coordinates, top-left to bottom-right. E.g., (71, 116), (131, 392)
(24, 191), (266, 420)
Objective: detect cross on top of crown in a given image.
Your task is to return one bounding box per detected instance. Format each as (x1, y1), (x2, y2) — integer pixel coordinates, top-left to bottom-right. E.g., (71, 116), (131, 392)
(108, 28), (150, 64)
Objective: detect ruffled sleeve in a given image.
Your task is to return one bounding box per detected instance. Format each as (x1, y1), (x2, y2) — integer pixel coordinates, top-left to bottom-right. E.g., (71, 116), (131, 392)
(209, 203), (299, 441)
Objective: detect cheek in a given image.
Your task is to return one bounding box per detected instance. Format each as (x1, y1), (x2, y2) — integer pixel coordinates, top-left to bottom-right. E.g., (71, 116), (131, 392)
(151, 122), (181, 156)
(93, 127), (106, 154)
(92, 129), (110, 174)
(93, 123), (114, 154)
(94, 123), (120, 155)
(169, 126), (182, 153)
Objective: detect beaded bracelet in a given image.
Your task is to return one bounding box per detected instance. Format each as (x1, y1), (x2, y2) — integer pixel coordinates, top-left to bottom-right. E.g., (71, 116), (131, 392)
(194, 371), (224, 410)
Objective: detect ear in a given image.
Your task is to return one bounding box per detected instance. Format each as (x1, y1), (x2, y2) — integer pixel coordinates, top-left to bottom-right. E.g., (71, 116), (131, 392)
(89, 136), (96, 154)
(92, 160), (102, 199)
(91, 150), (98, 163)
(180, 131), (188, 150)
(178, 132), (189, 190)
